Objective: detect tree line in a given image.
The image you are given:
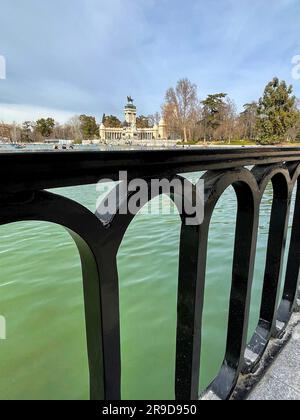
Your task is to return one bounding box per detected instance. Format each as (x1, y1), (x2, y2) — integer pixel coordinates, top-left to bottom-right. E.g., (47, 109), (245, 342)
(163, 77), (300, 144)
(1, 77), (299, 144)
(0, 113), (160, 143)
(0, 116), (98, 144)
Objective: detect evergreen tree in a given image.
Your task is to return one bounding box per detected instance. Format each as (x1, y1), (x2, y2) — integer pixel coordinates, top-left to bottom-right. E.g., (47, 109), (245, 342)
(201, 93), (227, 141)
(79, 115), (99, 139)
(36, 118), (55, 138)
(256, 78), (298, 145)
(103, 115), (122, 128)
(21, 121), (35, 142)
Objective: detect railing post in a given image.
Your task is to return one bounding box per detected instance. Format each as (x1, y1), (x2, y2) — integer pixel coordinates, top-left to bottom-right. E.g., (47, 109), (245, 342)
(277, 176), (300, 327)
(243, 166), (292, 373)
(176, 222), (207, 400)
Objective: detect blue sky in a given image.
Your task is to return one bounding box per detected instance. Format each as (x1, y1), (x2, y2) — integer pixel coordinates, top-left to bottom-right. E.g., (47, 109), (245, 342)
(0, 0), (300, 123)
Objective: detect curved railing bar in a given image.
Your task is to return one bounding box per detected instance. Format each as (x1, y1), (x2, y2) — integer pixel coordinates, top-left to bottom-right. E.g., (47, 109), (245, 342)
(277, 163), (300, 328)
(198, 168), (259, 400)
(96, 175), (204, 400)
(243, 165), (292, 373)
(0, 190), (120, 400)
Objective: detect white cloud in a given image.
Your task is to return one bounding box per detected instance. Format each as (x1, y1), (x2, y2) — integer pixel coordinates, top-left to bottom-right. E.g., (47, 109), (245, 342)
(0, 103), (75, 124)
(0, 0), (300, 118)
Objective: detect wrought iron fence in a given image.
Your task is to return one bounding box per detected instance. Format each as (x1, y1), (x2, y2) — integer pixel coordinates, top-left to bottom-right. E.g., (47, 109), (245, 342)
(0, 147), (299, 400)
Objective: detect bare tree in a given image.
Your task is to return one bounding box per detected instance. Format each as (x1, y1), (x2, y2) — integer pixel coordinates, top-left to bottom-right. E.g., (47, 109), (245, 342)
(0, 121), (12, 142)
(239, 102), (258, 141)
(164, 78), (198, 142)
(68, 116), (83, 141)
(148, 112), (161, 127)
(162, 102), (180, 139)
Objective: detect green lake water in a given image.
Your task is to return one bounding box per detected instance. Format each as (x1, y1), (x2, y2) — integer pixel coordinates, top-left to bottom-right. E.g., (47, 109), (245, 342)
(0, 174), (296, 400)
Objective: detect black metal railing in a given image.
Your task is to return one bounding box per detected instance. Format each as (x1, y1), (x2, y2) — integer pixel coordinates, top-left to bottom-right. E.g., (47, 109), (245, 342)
(0, 147), (300, 400)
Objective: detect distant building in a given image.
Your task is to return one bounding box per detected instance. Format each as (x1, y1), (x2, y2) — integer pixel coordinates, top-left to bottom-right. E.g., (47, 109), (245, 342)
(99, 97), (168, 141)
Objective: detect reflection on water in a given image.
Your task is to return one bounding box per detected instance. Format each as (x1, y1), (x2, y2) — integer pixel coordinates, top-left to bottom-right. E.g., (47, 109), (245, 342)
(0, 176), (296, 399)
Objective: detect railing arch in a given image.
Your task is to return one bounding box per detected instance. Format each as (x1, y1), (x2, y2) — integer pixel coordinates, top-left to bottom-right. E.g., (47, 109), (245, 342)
(243, 165), (291, 373)
(197, 168), (258, 399)
(277, 163), (300, 329)
(96, 176), (203, 400)
(0, 191), (108, 400)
